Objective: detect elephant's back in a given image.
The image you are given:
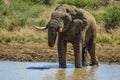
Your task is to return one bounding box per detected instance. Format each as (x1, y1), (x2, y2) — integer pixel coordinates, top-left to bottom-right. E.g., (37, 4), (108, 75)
(55, 4), (77, 15)
(78, 9), (96, 23)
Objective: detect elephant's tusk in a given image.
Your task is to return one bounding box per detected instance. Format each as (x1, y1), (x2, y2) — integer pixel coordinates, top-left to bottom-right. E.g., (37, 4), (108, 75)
(59, 27), (63, 32)
(34, 26), (47, 30)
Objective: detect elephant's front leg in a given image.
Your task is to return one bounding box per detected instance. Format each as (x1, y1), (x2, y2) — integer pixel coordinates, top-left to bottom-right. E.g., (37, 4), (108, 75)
(82, 47), (87, 66)
(57, 38), (67, 68)
(73, 42), (82, 68)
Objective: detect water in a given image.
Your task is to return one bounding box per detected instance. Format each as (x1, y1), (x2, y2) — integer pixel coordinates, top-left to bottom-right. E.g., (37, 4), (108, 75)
(0, 61), (120, 80)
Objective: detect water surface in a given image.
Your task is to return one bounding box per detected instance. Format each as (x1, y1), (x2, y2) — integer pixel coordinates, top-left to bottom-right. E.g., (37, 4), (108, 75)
(0, 61), (120, 80)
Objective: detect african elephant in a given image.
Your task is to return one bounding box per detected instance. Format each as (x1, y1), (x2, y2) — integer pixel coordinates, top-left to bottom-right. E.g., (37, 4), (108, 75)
(36, 4), (98, 68)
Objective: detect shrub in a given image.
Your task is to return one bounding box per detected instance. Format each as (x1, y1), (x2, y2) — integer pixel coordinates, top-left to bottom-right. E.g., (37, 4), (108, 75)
(59, 0), (98, 8)
(44, 0), (55, 6)
(59, 0), (75, 5)
(0, 0), (4, 5)
(22, 0), (55, 5)
(91, 11), (104, 24)
(75, 0), (98, 8)
(103, 6), (120, 30)
(97, 0), (112, 6)
(22, 0), (43, 4)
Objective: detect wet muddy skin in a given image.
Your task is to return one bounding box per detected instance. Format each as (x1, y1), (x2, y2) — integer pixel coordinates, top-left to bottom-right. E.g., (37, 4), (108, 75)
(0, 61), (120, 80)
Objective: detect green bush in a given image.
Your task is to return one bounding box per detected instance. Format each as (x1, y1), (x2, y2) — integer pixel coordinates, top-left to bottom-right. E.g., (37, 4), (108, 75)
(103, 6), (120, 29)
(59, 0), (98, 8)
(91, 11), (104, 24)
(44, 0), (55, 6)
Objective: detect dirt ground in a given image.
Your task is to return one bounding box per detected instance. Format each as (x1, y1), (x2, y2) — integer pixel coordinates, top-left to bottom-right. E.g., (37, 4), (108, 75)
(0, 42), (120, 64)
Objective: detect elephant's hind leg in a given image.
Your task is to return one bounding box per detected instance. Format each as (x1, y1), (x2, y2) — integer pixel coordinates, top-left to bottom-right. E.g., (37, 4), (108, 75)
(88, 38), (98, 66)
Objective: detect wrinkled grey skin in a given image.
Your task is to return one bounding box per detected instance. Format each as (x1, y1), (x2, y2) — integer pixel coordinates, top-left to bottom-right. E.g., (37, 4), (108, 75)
(46, 4), (98, 68)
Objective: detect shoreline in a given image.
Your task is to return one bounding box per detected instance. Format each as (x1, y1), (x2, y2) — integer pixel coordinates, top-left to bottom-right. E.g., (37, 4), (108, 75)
(0, 42), (120, 64)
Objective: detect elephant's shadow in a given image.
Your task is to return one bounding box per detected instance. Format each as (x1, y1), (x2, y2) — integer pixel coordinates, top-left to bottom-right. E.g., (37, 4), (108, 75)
(27, 63), (75, 70)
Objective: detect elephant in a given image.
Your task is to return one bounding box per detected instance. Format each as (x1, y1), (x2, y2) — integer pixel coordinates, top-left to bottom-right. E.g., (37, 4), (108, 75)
(36, 4), (98, 68)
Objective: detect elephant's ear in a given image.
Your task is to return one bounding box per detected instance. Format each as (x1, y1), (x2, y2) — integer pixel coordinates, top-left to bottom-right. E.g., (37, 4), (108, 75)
(73, 19), (88, 31)
(61, 13), (72, 22)
(59, 13), (72, 32)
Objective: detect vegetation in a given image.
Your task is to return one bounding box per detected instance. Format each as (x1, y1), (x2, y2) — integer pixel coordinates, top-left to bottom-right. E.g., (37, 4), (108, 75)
(0, 0), (120, 45)
(0, 0), (52, 29)
(22, 0), (55, 5)
(0, 0), (3, 4)
(0, 27), (47, 43)
(59, 0), (98, 8)
(103, 6), (120, 29)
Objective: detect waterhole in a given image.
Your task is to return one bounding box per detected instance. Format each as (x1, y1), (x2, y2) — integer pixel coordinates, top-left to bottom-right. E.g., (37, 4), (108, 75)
(0, 61), (120, 80)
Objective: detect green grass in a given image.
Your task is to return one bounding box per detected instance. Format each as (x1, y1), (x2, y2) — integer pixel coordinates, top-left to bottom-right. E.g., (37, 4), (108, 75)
(0, 0), (52, 29)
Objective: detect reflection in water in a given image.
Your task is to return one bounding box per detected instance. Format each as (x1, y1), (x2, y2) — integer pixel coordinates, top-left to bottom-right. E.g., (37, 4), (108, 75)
(56, 69), (66, 80)
(56, 66), (98, 80)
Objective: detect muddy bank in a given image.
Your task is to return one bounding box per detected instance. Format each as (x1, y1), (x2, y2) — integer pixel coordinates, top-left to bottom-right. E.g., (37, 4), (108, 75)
(0, 42), (120, 64)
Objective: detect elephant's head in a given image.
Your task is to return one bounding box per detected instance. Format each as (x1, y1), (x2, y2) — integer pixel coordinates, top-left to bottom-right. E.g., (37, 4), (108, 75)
(39, 11), (72, 47)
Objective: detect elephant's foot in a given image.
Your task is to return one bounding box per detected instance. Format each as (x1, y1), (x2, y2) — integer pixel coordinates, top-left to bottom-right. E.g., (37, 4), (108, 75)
(59, 65), (66, 68)
(89, 60), (99, 66)
(82, 63), (87, 67)
(82, 61), (87, 66)
(59, 62), (66, 68)
(75, 63), (82, 68)
(75, 65), (82, 68)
